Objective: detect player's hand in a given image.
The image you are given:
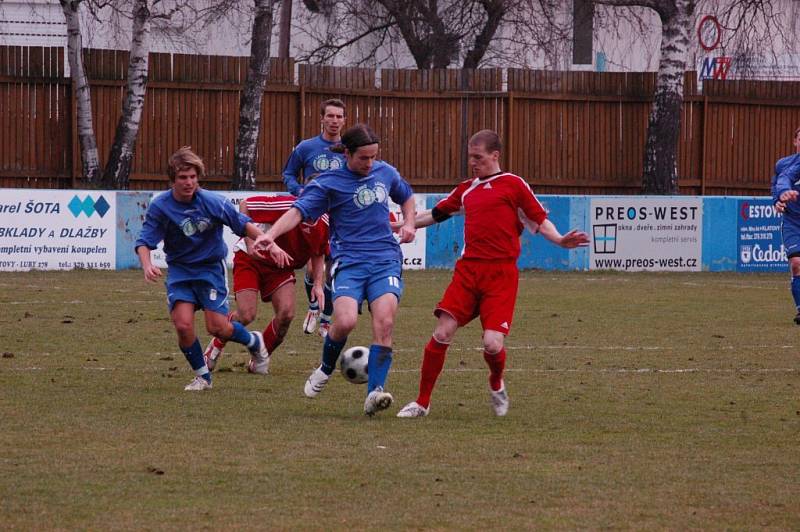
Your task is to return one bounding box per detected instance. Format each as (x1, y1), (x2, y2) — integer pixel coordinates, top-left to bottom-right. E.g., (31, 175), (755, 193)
(390, 219), (404, 233)
(265, 243), (293, 268)
(397, 222), (416, 244)
(776, 200), (787, 214)
(311, 284), (325, 315)
(143, 264), (162, 282)
(559, 229), (590, 249)
(779, 190), (799, 203)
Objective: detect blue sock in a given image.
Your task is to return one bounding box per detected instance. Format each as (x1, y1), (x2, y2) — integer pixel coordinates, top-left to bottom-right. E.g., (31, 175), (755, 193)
(791, 276), (800, 310)
(305, 275), (319, 310)
(181, 338), (210, 382)
(320, 334), (347, 375)
(367, 344), (393, 393)
(229, 321), (255, 347)
(320, 283), (333, 324)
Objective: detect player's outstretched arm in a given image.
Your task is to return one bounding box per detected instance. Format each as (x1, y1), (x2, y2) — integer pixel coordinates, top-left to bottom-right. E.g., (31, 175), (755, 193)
(538, 219), (590, 249)
(391, 209), (439, 233)
(253, 207), (303, 267)
(396, 196), (417, 243)
(136, 245), (162, 282)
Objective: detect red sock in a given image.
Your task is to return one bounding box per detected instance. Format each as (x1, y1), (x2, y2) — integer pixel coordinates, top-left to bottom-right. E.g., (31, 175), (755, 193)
(416, 337), (449, 408)
(262, 319), (282, 354)
(212, 337), (226, 349)
(483, 348), (506, 391)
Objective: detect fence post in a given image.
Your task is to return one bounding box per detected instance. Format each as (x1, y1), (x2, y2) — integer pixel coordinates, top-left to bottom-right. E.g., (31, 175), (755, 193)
(701, 94), (707, 195)
(507, 91), (514, 170)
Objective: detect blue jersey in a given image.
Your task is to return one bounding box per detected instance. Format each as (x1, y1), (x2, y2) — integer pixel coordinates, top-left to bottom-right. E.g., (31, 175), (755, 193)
(772, 153), (800, 219)
(282, 134), (346, 196)
(135, 188), (252, 282)
(293, 160), (413, 263)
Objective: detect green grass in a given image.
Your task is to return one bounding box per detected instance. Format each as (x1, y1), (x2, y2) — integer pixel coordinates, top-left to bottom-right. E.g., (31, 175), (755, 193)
(1, 270), (798, 529)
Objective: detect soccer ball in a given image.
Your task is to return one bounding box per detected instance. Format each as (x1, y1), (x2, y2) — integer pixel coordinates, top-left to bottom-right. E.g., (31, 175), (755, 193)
(340, 346), (369, 384)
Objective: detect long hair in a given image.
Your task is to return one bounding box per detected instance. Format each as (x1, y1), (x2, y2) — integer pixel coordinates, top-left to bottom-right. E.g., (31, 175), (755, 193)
(167, 146), (205, 181)
(330, 124), (379, 154)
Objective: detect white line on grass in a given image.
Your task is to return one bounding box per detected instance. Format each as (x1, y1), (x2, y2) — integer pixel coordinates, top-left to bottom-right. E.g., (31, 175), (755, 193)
(4, 366), (797, 374)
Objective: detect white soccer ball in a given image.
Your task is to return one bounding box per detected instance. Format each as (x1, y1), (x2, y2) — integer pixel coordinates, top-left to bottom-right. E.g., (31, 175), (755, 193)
(340, 345), (369, 384)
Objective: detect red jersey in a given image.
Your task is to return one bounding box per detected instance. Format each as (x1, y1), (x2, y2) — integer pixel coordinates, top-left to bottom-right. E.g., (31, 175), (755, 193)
(435, 172), (547, 261)
(238, 195), (329, 270)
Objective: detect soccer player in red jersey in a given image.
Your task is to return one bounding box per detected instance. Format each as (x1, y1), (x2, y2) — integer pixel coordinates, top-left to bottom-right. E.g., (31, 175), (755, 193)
(396, 129), (589, 418)
(203, 195), (329, 373)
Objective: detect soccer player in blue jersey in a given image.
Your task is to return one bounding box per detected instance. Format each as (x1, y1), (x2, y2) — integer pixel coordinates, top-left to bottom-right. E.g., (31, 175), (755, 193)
(257, 124), (417, 416)
(135, 147), (271, 391)
(772, 126), (800, 324)
(283, 98), (347, 338)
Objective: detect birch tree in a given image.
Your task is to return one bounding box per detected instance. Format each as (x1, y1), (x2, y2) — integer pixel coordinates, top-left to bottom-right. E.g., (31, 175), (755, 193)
(103, 0), (152, 189)
(61, 0), (192, 189)
(60, 0), (101, 186)
(232, 0), (276, 190)
(595, 0), (695, 195)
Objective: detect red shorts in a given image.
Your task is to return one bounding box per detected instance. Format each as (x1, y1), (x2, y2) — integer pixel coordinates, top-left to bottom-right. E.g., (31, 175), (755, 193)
(435, 259), (518, 334)
(233, 252), (295, 302)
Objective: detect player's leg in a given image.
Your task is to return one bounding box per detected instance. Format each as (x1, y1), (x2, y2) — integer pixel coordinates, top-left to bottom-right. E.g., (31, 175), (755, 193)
(205, 253), (259, 369)
(362, 261), (404, 416)
(302, 260), (319, 334)
(782, 220), (800, 324)
(200, 272), (270, 375)
(398, 263), (476, 418)
(262, 277), (297, 355)
(304, 260), (364, 398)
(477, 262), (518, 416)
(789, 256), (800, 324)
(318, 256), (334, 338)
(170, 297), (211, 391)
(304, 295), (359, 398)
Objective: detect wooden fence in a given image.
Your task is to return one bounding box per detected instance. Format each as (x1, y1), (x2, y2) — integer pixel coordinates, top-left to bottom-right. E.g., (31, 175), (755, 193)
(2, 45), (800, 194)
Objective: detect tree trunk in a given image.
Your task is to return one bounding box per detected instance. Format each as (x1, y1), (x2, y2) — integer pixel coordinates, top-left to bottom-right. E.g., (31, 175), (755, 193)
(103, 0), (152, 190)
(278, 0), (292, 58)
(641, 0), (693, 194)
(60, 0), (101, 186)
(233, 0), (275, 190)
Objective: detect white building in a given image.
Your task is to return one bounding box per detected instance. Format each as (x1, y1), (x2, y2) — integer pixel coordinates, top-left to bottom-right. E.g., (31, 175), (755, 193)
(1, 0), (799, 79)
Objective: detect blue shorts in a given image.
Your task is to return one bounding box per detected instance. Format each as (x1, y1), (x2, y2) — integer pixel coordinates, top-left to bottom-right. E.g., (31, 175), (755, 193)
(330, 259), (403, 307)
(782, 217), (800, 258)
(165, 261), (230, 315)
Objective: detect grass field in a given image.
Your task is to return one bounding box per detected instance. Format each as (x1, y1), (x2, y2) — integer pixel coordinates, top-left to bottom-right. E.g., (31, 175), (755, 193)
(1, 269), (799, 530)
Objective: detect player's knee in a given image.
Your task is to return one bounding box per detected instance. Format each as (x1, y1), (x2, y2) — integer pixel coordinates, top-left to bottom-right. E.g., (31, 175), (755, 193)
(433, 329), (454, 344)
(483, 335), (504, 355)
(335, 314), (358, 335)
(791, 257), (800, 276)
(274, 308), (294, 330)
(172, 319), (194, 338)
(237, 309), (257, 326)
(205, 321), (228, 338)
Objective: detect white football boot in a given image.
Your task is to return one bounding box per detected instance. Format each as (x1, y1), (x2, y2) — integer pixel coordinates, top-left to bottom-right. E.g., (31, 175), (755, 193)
(364, 386), (393, 416)
(184, 376), (212, 391)
(396, 401), (429, 418)
(246, 332), (270, 375)
(303, 366), (330, 398)
(489, 383), (509, 416)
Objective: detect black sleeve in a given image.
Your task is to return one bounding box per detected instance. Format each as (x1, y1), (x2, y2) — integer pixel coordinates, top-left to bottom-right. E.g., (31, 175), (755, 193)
(431, 206), (451, 223)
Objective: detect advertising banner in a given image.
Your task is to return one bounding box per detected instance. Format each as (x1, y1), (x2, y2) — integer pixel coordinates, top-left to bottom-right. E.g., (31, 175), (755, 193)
(590, 197), (702, 271)
(737, 199), (785, 272)
(151, 192), (427, 270)
(0, 190), (116, 271)
(390, 194), (427, 270)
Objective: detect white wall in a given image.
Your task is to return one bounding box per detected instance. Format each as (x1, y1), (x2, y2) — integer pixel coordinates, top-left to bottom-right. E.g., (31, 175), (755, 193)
(2, 0), (799, 78)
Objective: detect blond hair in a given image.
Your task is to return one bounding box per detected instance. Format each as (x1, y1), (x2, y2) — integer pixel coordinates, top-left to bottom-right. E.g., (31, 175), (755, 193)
(168, 146), (205, 181)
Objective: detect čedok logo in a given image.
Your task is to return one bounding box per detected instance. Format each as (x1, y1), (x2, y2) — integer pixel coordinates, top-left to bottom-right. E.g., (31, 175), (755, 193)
(739, 244), (786, 263)
(68, 195), (110, 218)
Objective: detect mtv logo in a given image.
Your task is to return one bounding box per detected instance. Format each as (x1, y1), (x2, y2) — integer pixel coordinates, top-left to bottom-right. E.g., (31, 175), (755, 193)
(740, 245), (751, 264)
(593, 223), (617, 254)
